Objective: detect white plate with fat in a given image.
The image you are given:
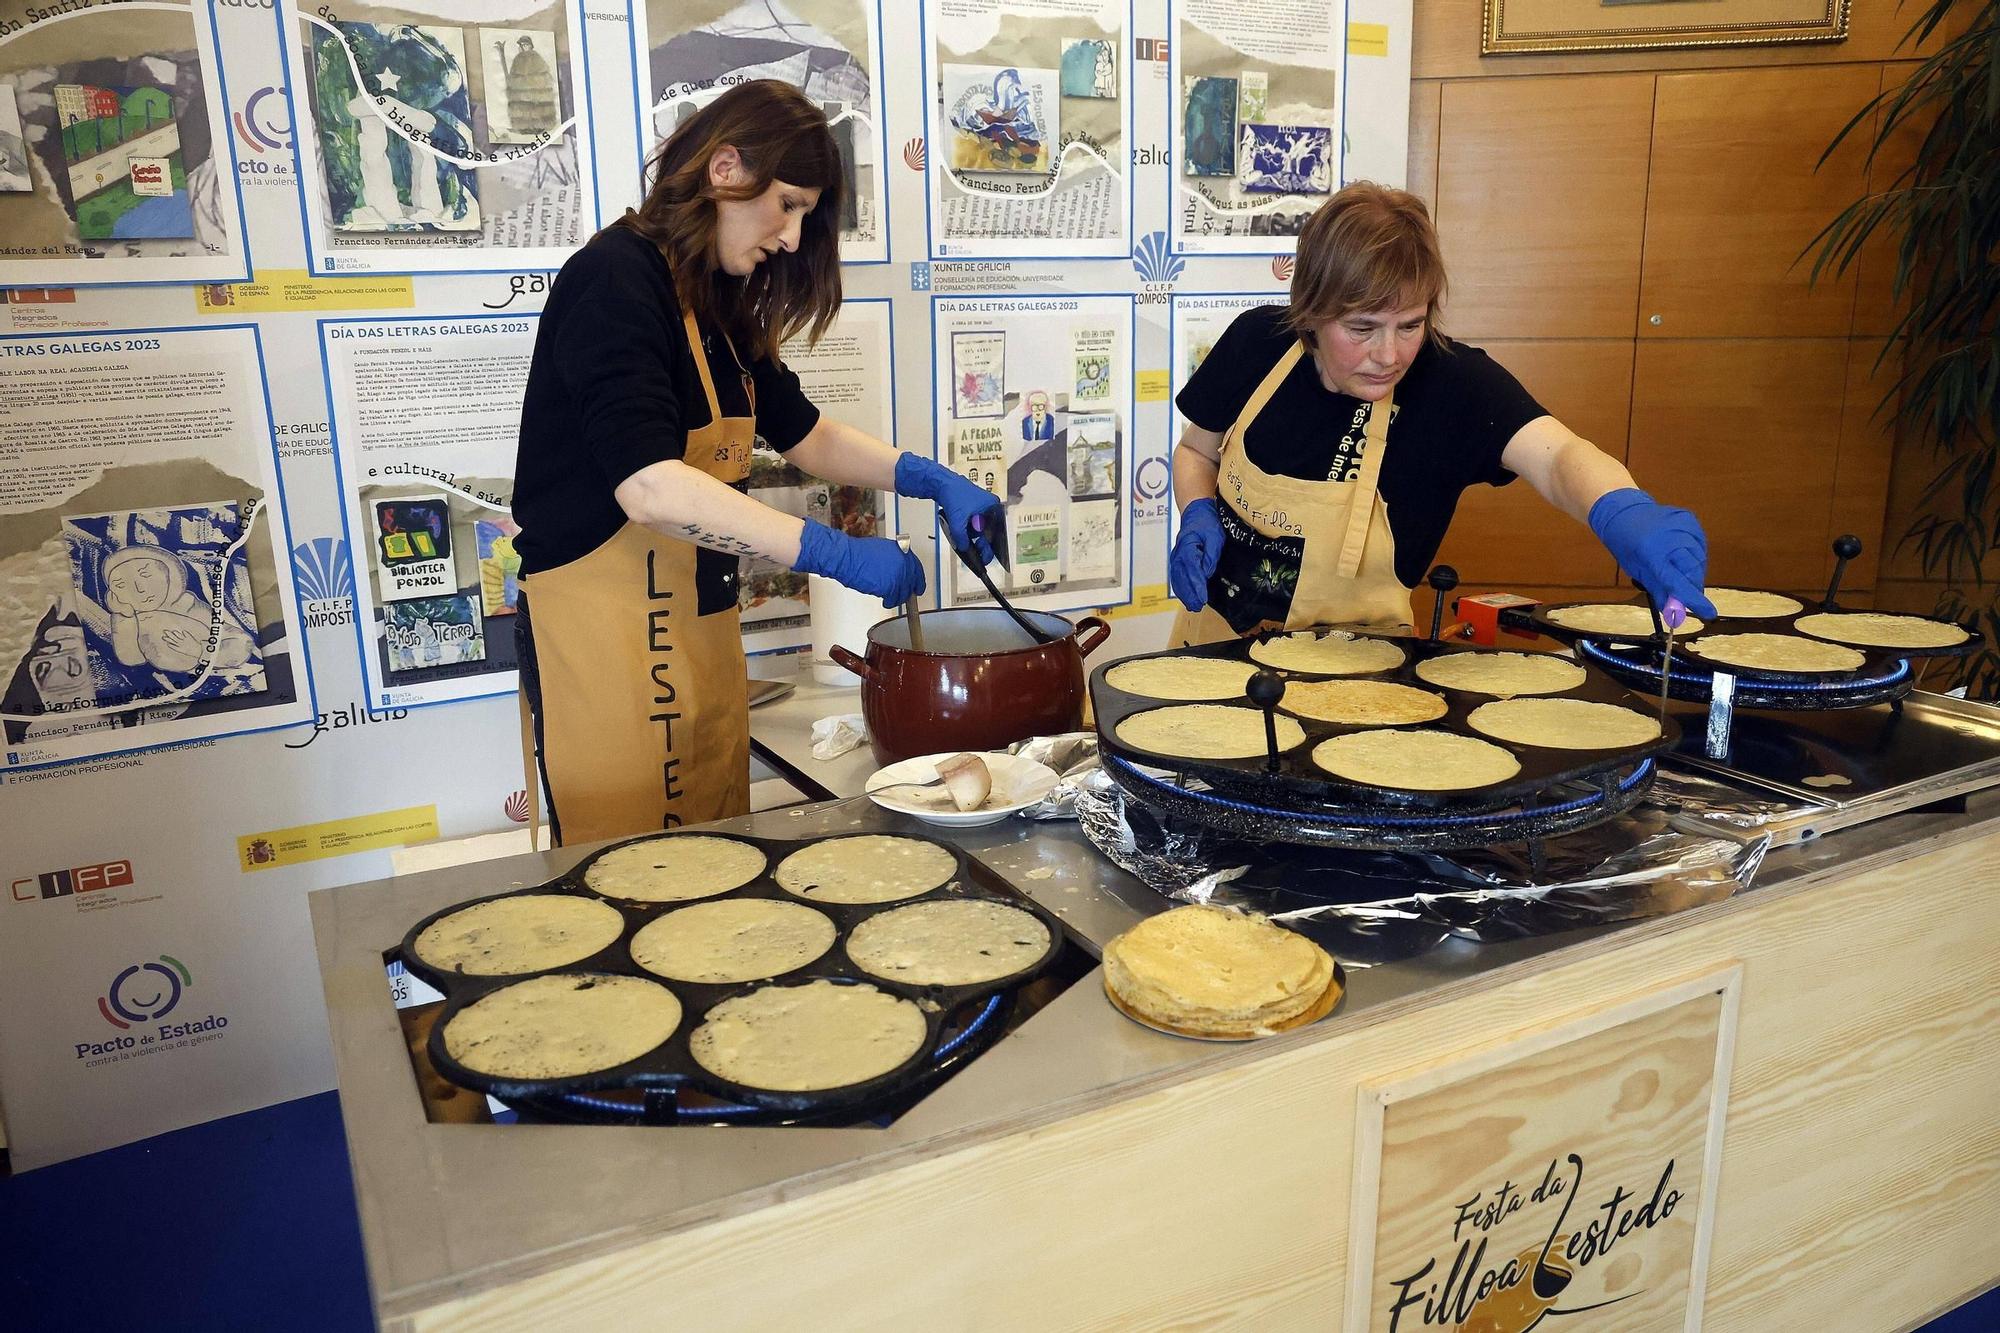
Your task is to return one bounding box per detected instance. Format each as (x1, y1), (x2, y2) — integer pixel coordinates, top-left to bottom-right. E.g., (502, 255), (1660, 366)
(864, 751), (1061, 827)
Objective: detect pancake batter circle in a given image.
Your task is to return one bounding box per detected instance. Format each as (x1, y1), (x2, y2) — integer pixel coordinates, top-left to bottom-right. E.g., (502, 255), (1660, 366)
(1544, 604), (1706, 639)
(1466, 698), (1661, 750)
(1311, 729), (1522, 791)
(1114, 704), (1307, 759)
(845, 899), (1052, 986)
(413, 894), (625, 976)
(774, 835), (957, 904)
(1414, 651), (1588, 697)
(1279, 679), (1447, 726)
(1104, 655), (1259, 700)
(1687, 632), (1866, 673)
(1248, 630), (1406, 675)
(689, 979), (929, 1092)
(1794, 611), (1970, 649)
(583, 835), (767, 903)
(1705, 588), (1805, 618)
(629, 899), (837, 984)
(441, 974), (682, 1081)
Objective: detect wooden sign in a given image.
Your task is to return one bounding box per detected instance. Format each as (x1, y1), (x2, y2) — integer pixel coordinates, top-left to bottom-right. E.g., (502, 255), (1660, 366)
(1346, 968), (1741, 1332)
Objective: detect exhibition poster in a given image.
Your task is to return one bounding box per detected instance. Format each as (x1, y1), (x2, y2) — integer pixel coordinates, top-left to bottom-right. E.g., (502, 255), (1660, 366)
(278, 0), (599, 275)
(0, 324), (311, 768)
(631, 0), (889, 264)
(1168, 292), (1270, 543)
(931, 295), (1133, 613)
(741, 298), (895, 653)
(1170, 0), (1345, 255)
(0, 0), (250, 288)
(924, 0), (1130, 260)
(319, 314), (534, 710)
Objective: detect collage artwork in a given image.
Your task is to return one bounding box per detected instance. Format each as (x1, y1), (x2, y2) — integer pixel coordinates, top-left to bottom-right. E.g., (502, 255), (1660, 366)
(364, 494), (518, 678)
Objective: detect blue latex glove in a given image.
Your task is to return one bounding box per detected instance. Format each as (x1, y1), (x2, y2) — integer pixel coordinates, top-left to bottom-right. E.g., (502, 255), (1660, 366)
(792, 521), (925, 608)
(1588, 488), (1717, 619)
(895, 452), (1002, 566)
(1170, 498), (1226, 612)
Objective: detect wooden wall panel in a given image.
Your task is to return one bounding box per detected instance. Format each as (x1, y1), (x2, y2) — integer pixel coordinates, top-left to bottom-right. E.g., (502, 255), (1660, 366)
(1825, 338), (1899, 590)
(1626, 339), (1849, 591)
(1405, 80), (1442, 210)
(1433, 340), (1633, 589)
(1435, 75), (1653, 339)
(1639, 65), (1878, 338)
(1411, 0), (1930, 81)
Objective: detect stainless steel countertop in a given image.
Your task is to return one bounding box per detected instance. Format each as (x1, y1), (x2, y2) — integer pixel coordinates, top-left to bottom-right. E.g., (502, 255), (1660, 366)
(313, 674), (2000, 1318)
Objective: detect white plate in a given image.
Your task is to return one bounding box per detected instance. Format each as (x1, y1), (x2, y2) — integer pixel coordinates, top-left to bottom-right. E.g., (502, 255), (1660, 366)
(864, 751), (1061, 827)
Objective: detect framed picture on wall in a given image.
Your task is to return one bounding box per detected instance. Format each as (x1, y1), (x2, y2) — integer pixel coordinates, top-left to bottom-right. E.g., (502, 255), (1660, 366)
(1482, 0), (1851, 56)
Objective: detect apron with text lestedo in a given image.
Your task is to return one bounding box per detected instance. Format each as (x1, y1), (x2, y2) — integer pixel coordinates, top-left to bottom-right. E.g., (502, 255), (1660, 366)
(517, 307), (753, 845)
(1170, 339), (1411, 647)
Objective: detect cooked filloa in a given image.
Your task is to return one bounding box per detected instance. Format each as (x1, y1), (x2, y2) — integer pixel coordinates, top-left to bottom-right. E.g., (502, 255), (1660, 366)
(1279, 678), (1447, 725)
(1687, 632), (1866, 673)
(441, 974), (681, 1080)
(1544, 604), (1706, 638)
(1311, 729), (1521, 790)
(1413, 651), (1587, 697)
(1104, 655), (1259, 700)
(583, 834), (766, 902)
(628, 899), (836, 984)
(1705, 588), (1805, 618)
(845, 900), (1051, 986)
(413, 894), (625, 976)
(689, 979), (928, 1091)
(774, 835), (957, 904)
(1794, 611), (1970, 649)
(1114, 703), (1306, 759)
(1466, 697), (1661, 750)
(1102, 905), (1335, 1039)
(1248, 630), (1406, 674)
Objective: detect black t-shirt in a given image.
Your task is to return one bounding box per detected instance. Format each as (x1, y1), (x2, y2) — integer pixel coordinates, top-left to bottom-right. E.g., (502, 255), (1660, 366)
(1175, 305), (1545, 630)
(512, 226), (821, 580)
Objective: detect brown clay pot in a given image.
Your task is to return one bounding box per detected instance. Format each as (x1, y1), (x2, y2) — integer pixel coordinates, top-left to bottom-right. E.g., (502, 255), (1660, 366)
(829, 607), (1113, 765)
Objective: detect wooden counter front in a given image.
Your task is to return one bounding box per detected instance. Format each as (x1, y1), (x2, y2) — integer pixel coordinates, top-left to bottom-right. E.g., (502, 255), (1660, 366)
(314, 801), (2000, 1331)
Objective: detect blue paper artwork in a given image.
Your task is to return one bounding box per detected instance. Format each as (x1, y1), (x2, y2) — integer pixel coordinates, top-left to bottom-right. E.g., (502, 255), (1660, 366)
(943, 65), (1057, 175)
(1060, 39), (1115, 99)
(310, 22), (481, 232)
(1237, 123), (1332, 196)
(58, 504), (267, 713)
(1182, 76), (1237, 178)
(384, 593), (485, 672)
(52, 81), (193, 237)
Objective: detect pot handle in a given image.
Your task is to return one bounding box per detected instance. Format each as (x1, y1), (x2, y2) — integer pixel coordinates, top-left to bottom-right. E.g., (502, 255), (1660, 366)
(1074, 615), (1112, 658)
(828, 644), (872, 681)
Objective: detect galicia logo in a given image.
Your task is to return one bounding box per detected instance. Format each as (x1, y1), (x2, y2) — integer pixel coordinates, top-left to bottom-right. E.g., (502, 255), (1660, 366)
(234, 86), (292, 154)
(293, 536), (354, 603)
(100, 956), (188, 1029)
(1133, 231), (1185, 287)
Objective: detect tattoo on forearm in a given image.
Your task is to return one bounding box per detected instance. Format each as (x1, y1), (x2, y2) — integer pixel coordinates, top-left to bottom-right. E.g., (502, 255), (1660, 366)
(674, 522), (760, 557)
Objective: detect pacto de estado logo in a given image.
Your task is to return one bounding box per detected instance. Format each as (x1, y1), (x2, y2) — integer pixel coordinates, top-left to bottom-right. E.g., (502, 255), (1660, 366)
(100, 955), (188, 1029)
(233, 85), (292, 154)
(13, 858), (132, 903)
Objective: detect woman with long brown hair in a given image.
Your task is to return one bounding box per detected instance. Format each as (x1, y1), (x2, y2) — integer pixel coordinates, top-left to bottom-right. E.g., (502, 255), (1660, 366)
(512, 81), (1000, 845)
(1168, 181), (1715, 644)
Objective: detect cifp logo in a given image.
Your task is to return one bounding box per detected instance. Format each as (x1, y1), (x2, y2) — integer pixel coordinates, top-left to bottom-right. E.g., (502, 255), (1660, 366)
(12, 858), (133, 903)
(233, 86), (292, 154)
(100, 956), (189, 1029)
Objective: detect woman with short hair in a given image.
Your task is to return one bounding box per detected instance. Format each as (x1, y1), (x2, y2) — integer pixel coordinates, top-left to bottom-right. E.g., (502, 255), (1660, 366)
(512, 81), (999, 844)
(1168, 181), (1713, 644)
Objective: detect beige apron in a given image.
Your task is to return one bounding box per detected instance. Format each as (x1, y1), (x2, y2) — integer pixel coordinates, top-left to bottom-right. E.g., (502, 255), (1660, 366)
(1171, 339), (1411, 647)
(517, 307), (753, 845)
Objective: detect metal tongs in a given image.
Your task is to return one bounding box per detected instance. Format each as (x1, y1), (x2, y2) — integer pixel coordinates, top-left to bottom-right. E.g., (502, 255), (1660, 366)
(955, 510), (1058, 645)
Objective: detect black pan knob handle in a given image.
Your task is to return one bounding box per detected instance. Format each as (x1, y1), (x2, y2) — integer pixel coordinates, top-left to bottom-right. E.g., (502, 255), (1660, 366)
(1247, 669), (1286, 711)
(1832, 534), (1863, 560)
(1428, 564), (1459, 592)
